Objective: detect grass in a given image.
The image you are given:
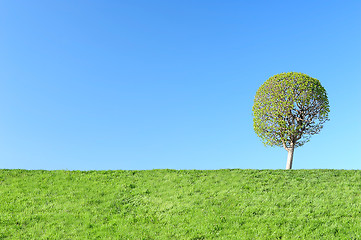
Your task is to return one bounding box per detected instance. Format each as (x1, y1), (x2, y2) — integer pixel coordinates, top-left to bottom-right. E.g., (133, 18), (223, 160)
(1, 169), (361, 239)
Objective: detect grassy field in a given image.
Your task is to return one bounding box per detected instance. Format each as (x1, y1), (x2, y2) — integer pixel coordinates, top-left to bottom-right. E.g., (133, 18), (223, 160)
(1, 169), (361, 239)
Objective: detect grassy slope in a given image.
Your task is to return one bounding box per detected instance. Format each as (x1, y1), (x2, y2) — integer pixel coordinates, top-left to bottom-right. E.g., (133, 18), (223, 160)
(0, 169), (361, 239)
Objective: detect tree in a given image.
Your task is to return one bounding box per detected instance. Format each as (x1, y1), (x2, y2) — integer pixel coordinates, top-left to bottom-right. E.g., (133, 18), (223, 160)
(252, 72), (330, 169)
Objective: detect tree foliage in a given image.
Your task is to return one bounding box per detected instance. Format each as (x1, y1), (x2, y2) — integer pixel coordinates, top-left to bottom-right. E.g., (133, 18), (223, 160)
(253, 72), (329, 151)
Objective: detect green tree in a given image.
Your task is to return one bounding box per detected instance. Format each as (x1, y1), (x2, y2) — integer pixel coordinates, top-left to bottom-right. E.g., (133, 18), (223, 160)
(252, 72), (330, 169)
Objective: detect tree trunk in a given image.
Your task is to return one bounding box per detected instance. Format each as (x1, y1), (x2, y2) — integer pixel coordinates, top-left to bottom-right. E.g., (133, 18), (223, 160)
(286, 144), (295, 170)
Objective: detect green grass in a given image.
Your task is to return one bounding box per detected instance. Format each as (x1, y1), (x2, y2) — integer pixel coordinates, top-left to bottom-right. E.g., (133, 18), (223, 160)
(1, 169), (361, 239)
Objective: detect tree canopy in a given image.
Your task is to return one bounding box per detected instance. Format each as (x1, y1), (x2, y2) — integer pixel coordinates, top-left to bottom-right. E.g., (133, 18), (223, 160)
(252, 72), (330, 168)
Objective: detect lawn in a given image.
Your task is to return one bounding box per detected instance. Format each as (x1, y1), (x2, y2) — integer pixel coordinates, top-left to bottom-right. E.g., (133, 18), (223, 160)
(1, 169), (360, 239)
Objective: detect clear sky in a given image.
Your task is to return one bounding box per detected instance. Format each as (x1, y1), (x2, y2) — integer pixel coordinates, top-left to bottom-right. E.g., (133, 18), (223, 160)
(1, 1), (360, 170)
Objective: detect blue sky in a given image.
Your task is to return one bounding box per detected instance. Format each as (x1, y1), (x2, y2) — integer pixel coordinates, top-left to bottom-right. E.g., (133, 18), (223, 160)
(1, 1), (360, 170)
